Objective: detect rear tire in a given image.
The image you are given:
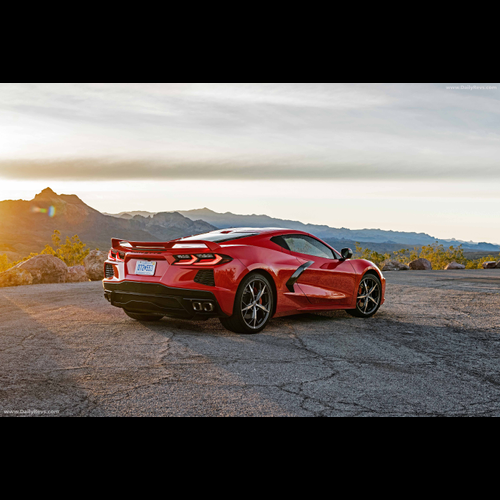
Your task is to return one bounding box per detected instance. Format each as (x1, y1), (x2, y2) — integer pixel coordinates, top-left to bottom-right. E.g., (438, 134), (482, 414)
(219, 273), (274, 334)
(124, 311), (164, 322)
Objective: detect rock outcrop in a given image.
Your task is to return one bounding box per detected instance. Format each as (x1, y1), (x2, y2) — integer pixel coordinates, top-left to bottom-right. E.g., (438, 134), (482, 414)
(445, 262), (466, 270)
(67, 265), (89, 283)
(380, 260), (410, 271)
(84, 250), (107, 281)
(16, 255), (68, 284)
(482, 261), (498, 269)
(409, 258), (432, 270)
(0, 268), (33, 287)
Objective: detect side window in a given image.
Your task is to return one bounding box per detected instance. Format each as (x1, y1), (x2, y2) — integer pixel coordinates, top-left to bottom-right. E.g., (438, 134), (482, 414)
(283, 235), (337, 259)
(270, 236), (290, 251)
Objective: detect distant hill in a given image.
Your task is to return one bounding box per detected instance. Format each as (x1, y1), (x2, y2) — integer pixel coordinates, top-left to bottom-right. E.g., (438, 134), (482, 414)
(178, 209), (498, 251)
(107, 207), (500, 251)
(0, 189), (216, 257)
(126, 212), (215, 241)
(102, 210), (156, 219)
(4, 190), (498, 258)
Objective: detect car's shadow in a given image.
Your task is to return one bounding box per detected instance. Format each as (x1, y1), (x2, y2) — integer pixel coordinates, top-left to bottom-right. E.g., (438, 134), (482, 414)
(130, 308), (375, 336)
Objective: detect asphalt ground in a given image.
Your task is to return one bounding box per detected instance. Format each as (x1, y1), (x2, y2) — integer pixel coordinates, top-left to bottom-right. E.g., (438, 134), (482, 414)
(1, 269), (499, 416)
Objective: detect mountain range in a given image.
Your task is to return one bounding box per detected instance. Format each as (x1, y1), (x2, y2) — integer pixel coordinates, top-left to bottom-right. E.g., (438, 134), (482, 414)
(0, 189), (215, 260)
(108, 208), (500, 252)
(1, 188), (498, 262)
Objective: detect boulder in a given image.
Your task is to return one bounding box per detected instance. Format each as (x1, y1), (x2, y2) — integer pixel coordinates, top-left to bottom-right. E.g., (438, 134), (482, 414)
(16, 255), (68, 284)
(409, 258), (432, 270)
(0, 268), (33, 288)
(67, 265), (89, 283)
(445, 261), (465, 270)
(84, 250), (107, 281)
(482, 261), (498, 269)
(380, 260), (410, 271)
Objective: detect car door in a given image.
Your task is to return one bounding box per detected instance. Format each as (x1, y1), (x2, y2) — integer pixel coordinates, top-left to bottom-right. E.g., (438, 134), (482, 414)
(281, 234), (357, 307)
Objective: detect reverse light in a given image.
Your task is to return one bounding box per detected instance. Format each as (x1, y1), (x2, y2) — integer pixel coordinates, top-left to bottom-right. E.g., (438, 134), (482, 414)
(173, 254), (232, 266)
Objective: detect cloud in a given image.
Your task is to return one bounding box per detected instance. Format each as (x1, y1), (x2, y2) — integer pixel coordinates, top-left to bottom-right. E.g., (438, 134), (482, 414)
(0, 83), (498, 181)
(1, 154), (500, 181)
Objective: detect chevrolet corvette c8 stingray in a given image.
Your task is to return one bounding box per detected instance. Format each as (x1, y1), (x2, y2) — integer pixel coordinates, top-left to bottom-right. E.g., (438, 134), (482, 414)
(103, 228), (385, 334)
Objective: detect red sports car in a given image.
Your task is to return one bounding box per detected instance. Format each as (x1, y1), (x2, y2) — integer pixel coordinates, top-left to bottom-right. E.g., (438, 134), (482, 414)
(103, 228), (385, 334)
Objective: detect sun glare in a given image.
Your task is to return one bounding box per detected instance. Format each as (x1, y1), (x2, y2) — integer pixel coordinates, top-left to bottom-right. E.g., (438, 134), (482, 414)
(0, 180), (39, 202)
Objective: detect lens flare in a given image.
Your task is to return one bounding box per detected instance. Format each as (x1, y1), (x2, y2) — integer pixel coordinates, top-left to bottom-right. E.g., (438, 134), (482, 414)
(32, 205), (56, 217)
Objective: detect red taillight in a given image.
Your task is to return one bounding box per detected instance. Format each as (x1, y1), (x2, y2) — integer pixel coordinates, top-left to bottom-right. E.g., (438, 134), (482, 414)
(175, 255), (198, 265)
(108, 250), (125, 261)
(195, 254), (223, 266)
(173, 254), (232, 266)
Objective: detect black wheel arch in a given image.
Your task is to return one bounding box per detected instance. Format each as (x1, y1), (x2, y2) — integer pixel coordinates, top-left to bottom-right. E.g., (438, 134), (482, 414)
(362, 268), (383, 281)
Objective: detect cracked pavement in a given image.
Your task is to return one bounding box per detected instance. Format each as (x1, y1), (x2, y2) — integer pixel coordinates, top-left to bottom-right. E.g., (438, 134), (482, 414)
(1, 269), (499, 416)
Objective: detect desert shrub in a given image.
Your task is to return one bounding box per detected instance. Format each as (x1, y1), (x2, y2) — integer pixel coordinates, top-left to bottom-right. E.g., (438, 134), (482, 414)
(47, 230), (90, 266)
(465, 254), (500, 269)
(354, 241), (500, 270)
(0, 254), (10, 273)
(4, 230), (91, 270)
(354, 243), (390, 266)
(417, 242), (467, 270)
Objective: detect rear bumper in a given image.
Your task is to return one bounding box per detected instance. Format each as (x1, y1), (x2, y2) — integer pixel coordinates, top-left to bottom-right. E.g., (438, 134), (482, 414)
(103, 280), (228, 319)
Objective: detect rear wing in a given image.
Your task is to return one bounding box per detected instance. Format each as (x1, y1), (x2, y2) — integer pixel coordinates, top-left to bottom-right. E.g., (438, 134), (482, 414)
(110, 238), (222, 253)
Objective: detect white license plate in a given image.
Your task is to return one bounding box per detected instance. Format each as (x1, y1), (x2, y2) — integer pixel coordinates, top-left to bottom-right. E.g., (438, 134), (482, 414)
(135, 260), (157, 276)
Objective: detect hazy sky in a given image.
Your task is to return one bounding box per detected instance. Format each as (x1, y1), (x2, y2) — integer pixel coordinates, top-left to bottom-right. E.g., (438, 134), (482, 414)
(0, 83), (498, 242)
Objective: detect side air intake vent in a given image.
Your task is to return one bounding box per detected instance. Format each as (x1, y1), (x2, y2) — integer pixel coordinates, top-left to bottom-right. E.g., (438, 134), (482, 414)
(194, 269), (215, 287)
(105, 263), (115, 278)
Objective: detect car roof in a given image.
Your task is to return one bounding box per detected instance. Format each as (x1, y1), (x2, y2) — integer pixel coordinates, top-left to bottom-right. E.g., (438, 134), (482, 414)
(176, 227), (341, 254)
(182, 227), (307, 237)
(219, 227), (296, 234)
(177, 227), (311, 243)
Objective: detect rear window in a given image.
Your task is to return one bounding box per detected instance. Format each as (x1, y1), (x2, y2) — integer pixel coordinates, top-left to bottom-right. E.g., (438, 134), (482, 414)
(181, 232), (258, 243)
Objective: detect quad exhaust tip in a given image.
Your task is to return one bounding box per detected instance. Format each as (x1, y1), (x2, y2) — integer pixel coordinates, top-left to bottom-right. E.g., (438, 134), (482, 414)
(192, 301), (214, 312)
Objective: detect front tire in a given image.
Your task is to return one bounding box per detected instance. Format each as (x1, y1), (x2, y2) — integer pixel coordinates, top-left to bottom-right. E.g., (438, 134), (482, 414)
(346, 274), (382, 318)
(124, 310), (164, 322)
(219, 273), (274, 334)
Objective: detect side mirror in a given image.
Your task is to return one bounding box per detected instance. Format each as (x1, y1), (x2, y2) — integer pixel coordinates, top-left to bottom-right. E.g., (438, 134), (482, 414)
(340, 248), (353, 260)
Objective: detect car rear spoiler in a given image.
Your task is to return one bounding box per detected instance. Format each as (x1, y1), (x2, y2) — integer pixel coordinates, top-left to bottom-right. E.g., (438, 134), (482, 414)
(110, 238), (222, 253)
